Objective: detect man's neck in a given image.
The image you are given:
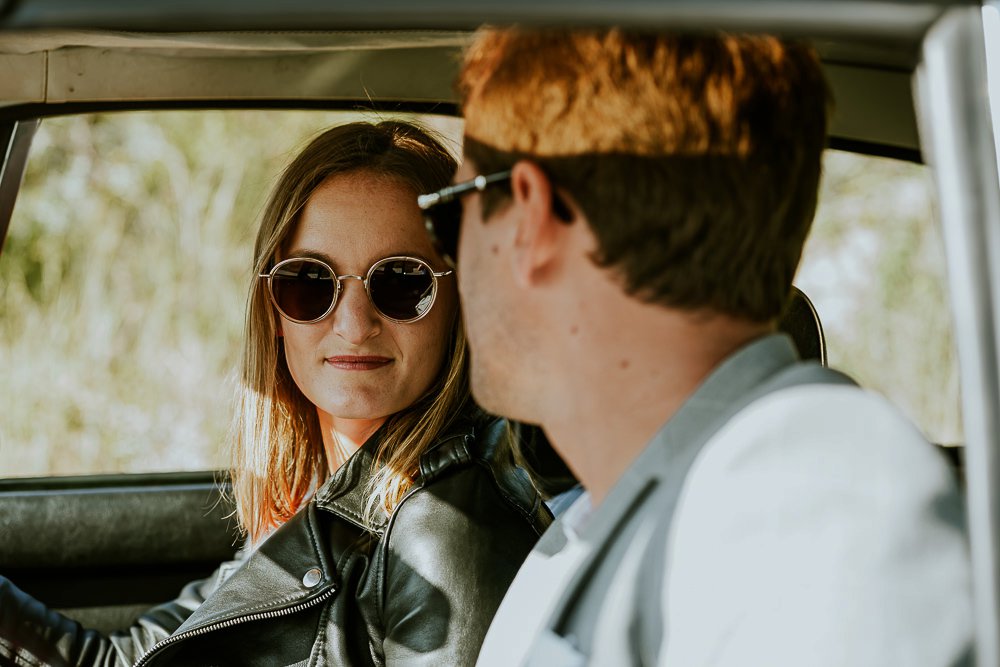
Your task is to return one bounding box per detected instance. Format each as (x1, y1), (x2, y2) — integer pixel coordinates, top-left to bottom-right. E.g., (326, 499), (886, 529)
(542, 308), (772, 507)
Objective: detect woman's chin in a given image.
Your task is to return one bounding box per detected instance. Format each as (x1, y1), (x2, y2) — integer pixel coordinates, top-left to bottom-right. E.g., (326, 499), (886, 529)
(319, 396), (407, 422)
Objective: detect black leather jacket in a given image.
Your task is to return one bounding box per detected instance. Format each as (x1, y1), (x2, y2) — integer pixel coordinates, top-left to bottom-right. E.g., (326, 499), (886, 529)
(0, 414), (551, 666)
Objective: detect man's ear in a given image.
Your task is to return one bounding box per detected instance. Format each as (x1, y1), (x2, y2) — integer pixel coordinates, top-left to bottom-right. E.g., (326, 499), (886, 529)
(509, 161), (569, 287)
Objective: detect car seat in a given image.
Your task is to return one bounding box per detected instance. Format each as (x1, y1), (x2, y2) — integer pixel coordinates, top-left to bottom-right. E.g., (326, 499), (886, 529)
(780, 286), (827, 365)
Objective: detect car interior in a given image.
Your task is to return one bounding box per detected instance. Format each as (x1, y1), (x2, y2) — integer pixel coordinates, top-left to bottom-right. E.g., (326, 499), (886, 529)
(0, 0), (994, 659)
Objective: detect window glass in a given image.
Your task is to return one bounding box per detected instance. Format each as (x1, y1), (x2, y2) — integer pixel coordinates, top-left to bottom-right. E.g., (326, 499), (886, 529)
(796, 150), (962, 445)
(0, 110), (462, 477)
(2, 135), (961, 477)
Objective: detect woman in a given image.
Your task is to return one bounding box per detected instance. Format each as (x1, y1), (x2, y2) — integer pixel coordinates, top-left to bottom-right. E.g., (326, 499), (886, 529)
(0, 121), (550, 666)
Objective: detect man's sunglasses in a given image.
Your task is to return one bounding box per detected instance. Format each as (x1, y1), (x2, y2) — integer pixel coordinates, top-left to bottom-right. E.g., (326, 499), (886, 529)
(260, 256), (453, 324)
(417, 170), (513, 268)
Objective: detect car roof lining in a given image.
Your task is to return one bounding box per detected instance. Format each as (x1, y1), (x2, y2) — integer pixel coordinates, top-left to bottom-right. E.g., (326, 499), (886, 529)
(0, 34), (466, 105)
(0, 29), (473, 55)
(0, 0), (969, 37)
(0, 28), (925, 154)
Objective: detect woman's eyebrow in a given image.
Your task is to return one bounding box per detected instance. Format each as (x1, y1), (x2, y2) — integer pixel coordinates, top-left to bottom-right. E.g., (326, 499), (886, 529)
(286, 248), (336, 264)
(382, 250), (433, 262)
(285, 249), (436, 267)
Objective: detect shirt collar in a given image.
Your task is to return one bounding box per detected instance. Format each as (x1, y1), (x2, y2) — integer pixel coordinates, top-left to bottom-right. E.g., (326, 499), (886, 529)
(575, 332), (800, 542)
(663, 332), (800, 441)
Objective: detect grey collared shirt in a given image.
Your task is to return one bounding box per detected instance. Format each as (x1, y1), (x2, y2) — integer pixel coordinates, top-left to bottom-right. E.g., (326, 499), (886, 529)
(480, 333), (817, 665)
(479, 331), (972, 667)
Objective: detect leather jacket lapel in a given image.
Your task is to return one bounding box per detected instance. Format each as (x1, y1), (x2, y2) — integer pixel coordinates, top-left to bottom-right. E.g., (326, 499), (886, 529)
(172, 504), (335, 635)
(313, 434), (386, 532)
(170, 411), (484, 639)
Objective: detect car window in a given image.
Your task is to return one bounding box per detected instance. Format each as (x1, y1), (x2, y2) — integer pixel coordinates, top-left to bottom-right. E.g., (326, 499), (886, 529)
(0, 109), (462, 478)
(796, 149), (961, 446)
(1, 132), (959, 479)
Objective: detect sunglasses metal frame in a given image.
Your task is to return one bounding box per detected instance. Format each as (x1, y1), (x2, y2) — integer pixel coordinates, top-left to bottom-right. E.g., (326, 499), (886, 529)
(417, 169), (513, 268)
(259, 255), (453, 325)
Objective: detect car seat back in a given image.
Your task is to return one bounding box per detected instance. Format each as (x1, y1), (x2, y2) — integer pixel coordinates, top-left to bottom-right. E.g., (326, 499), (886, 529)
(780, 286), (826, 364)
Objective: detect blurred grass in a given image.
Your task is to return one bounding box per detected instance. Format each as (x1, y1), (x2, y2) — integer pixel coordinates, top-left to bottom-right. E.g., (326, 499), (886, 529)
(0, 110), (460, 477)
(0, 116), (961, 477)
(797, 150), (962, 445)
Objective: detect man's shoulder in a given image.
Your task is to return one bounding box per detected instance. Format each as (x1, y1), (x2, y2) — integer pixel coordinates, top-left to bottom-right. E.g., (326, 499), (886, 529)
(658, 382), (972, 666)
(699, 381), (947, 484)
(667, 381), (960, 538)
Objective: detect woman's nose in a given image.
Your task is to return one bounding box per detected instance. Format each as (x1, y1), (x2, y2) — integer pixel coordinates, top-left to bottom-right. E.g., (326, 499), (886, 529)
(331, 277), (381, 345)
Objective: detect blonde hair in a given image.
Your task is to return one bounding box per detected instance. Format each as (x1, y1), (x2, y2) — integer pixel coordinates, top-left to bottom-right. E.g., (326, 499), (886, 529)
(458, 28), (830, 322)
(230, 121), (474, 541)
(460, 29), (826, 159)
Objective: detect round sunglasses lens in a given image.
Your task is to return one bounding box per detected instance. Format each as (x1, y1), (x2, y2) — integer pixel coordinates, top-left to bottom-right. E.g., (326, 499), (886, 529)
(270, 259), (336, 321)
(369, 259), (435, 321)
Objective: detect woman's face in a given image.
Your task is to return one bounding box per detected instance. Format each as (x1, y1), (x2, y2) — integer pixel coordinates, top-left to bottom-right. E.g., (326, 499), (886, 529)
(279, 170), (457, 422)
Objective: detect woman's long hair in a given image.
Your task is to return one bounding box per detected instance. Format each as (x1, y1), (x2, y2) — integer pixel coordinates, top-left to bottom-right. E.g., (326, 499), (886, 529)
(230, 120), (477, 541)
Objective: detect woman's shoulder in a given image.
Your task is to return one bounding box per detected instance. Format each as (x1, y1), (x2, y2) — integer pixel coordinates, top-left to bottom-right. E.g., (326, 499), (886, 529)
(416, 410), (505, 479)
(416, 412), (530, 499)
(375, 418), (552, 664)
(384, 454), (549, 559)
(400, 412), (551, 537)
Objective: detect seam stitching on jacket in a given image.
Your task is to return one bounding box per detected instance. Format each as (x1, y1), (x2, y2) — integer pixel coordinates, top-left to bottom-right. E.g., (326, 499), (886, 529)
(374, 524), (388, 628)
(323, 499), (366, 526)
(309, 598), (334, 667)
(305, 504), (326, 573)
(377, 483), (427, 626)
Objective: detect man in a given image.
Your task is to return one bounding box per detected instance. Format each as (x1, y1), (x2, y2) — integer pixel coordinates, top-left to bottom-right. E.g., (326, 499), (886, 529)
(419, 29), (972, 665)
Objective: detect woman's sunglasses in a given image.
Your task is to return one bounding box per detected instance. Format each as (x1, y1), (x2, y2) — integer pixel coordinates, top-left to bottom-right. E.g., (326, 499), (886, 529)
(260, 256), (453, 324)
(417, 170), (513, 268)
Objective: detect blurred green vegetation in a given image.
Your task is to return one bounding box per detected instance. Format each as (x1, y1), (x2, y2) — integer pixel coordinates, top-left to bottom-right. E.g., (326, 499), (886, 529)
(0, 112), (961, 477)
(0, 110), (460, 476)
(798, 150), (962, 445)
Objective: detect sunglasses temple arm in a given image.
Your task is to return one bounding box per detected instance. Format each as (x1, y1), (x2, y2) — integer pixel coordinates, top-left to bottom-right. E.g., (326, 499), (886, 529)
(483, 169), (513, 185)
(418, 169), (514, 210)
(417, 191), (446, 209)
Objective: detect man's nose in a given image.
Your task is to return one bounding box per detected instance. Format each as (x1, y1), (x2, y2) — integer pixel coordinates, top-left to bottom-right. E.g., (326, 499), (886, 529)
(331, 276), (381, 345)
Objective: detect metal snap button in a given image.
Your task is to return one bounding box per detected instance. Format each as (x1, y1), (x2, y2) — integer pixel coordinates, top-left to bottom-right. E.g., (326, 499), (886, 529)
(302, 567), (322, 588)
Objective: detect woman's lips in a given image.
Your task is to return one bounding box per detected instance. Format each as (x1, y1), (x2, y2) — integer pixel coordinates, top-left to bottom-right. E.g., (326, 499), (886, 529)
(325, 355), (393, 371)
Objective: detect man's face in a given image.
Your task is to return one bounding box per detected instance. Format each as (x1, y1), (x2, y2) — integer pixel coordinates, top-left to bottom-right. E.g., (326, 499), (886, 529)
(454, 158), (527, 419)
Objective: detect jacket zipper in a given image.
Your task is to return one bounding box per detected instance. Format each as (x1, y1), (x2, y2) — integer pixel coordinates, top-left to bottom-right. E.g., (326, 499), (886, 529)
(132, 585), (337, 667)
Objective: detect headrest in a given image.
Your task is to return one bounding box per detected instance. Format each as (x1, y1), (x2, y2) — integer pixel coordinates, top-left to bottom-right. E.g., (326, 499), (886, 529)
(779, 287), (827, 365)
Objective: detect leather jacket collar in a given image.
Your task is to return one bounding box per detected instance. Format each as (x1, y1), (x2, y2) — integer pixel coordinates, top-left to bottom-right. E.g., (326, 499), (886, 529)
(8, 408), (548, 667)
(313, 409), (485, 532)
(159, 410), (496, 643)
